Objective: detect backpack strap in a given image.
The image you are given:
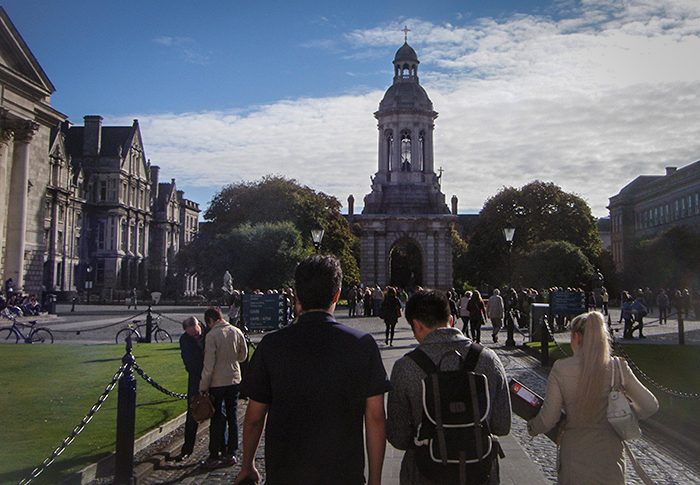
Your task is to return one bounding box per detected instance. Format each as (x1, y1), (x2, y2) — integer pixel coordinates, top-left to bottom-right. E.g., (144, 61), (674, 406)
(406, 348), (438, 374)
(461, 342), (484, 372)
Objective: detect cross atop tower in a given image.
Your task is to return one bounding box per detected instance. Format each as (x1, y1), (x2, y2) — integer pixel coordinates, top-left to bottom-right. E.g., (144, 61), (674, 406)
(402, 25), (411, 42)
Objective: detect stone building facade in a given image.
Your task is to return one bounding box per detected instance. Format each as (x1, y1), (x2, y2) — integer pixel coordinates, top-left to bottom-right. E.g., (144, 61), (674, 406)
(0, 8), (67, 295)
(350, 41), (455, 289)
(608, 161), (700, 271)
(149, 174), (199, 297)
(0, 8), (200, 300)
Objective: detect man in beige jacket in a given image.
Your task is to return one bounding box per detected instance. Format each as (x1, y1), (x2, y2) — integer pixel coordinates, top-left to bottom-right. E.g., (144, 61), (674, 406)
(199, 307), (248, 468)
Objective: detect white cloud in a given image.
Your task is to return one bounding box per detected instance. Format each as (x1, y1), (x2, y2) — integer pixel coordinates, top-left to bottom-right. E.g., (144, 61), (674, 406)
(127, 0), (700, 217)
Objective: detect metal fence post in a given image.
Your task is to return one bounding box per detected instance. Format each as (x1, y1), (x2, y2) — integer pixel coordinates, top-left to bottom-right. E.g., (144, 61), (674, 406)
(678, 309), (685, 346)
(145, 305), (153, 343)
(541, 306), (550, 366)
(114, 336), (136, 484)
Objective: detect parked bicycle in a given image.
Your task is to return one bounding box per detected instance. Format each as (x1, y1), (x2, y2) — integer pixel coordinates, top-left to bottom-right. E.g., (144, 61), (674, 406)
(115, 316), (172, 344)
(0, 310), (54, 343)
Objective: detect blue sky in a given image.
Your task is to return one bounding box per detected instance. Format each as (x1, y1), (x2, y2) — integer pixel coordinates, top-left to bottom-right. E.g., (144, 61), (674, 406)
(5, 0), (700, 216)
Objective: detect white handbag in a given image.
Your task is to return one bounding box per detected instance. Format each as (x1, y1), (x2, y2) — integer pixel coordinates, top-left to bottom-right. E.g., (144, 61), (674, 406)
(607, 357), (641, 440)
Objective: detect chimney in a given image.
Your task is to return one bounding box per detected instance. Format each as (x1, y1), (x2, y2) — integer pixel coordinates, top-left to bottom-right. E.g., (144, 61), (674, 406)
(150, 165), (160, 200)
(665, 166), (677, 176)
(83, 115), (103, 156)
(451, 195), (458, 215)
(348, 195), (354, 217)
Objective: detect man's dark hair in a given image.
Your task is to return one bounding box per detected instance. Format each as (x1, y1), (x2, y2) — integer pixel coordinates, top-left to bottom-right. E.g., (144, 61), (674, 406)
(405, 290), (450, 328)
(295, 255), (342, 310)
(204, 306), (223, 324)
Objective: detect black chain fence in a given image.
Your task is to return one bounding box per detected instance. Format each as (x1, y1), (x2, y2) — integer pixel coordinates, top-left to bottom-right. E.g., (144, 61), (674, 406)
(17, 353), (188, 485)
(18, 365), (126, 485)
(45, 310), (148, 334)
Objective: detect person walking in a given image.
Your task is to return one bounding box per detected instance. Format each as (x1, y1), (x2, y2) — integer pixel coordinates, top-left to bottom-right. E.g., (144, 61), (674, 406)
(199, 307), (248, 469)
(382, 286), (402, 346)
(656, 289), (669, 324)
(348, 286), (357, 317)
(177, 316), (205, 461)
(234, 255), (390, 485)
(528, 312), (658, 485)
(127, 287), (137, 310)
(387, 290), (512, 485)
(468, 291), (487, 343)
(630, 294), (648, 339)
(458, 290), (472, 338)
(601, 287), (609, 316)
(487, 289), (505, 343)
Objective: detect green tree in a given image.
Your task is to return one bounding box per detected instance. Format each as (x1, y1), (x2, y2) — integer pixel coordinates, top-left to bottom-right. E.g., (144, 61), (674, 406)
(515, 240), (595, 289)
(627, 226), (700, 289)
(464, 181), (601, 286)
(185, 176), (359, 289)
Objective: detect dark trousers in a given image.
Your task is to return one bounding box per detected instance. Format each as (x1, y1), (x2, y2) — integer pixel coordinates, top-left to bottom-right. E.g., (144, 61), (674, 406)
(384, 321), (397, 344)
(631, 316), (645, 337)
(461, 316), (470, 338)
(182, 383), (200, 455)
(470, 321), (481, 343)
(659, 306), (667, 324)
(209, 385), (239, 459)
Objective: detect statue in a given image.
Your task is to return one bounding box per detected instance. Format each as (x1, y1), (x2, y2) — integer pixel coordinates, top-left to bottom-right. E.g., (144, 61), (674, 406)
(222, 270), (233, 294)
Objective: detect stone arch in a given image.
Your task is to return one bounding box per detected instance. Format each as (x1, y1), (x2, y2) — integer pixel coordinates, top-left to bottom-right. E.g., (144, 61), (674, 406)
(388, 236), (423, 289)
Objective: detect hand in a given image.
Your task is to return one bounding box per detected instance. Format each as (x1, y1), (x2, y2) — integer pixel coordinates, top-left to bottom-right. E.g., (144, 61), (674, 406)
(233, 465), (261, 484)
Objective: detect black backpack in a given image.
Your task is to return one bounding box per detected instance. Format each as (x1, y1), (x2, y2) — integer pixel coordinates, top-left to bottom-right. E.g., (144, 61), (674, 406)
(407, 343), (503, 485)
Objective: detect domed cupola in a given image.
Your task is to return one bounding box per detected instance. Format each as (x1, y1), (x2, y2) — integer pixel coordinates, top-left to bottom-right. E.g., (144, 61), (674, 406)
(392, 42), (419, 83)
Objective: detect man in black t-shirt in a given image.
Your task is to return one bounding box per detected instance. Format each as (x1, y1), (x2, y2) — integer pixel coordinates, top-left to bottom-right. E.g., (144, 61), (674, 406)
(234, 255), (390, 485)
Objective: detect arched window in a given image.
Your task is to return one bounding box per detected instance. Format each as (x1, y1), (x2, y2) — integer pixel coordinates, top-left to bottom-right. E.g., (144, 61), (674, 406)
(418, 131), (425, 172)
(401, 130), (412, 172)
(385, 130), (394, 172)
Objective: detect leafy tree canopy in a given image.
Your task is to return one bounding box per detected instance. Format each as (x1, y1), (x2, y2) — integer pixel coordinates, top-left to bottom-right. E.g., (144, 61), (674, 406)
(628, 225), (700, 289)
(515, 240), (595, 289)
(183, 176), (359, 289)
(464, 181), (601, 286)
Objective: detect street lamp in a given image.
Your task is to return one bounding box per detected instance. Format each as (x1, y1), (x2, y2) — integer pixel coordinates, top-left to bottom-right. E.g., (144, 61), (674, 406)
(85, 265), (93, 304)
(311, 228), (325, 252)
(503, 227), (516, 347)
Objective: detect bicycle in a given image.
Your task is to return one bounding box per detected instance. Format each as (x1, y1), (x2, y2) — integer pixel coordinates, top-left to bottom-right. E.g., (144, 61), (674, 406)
(0, 311), (54, 344)
(115, 315), (172, 344)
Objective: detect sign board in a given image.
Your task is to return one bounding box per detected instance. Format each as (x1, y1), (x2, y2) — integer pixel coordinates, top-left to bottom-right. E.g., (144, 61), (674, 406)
(550, 290), (586, 316)
(242, 294), (287, 331)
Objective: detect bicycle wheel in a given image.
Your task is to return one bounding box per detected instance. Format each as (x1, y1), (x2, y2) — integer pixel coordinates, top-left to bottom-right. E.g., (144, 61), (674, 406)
(31, 328), (54, 344)
(154, 328), (172, 343)
(115, 328), (139, 345)
(0, 328), (19, 343)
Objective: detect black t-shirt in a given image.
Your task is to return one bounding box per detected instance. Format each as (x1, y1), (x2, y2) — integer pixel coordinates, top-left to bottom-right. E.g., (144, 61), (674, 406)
(242, 311), (390, 485)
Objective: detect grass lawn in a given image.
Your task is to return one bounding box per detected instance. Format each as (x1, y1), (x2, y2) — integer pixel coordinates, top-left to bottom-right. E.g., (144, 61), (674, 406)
(0, 344), (188, 485)
(524, 342), (700, 432)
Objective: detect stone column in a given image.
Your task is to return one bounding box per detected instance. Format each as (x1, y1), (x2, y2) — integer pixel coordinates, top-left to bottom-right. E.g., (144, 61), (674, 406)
(4, 121), (38, 289)
(0, 127), (14, 277)
(425, 125), (435, 174)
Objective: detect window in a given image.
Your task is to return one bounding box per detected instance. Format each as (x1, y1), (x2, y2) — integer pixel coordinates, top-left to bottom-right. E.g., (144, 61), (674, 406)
(99, 181), (107, 201)
(58, 205), (64, 222)
(131, 224), (137, 253)
(400, 130), (412, 171)
(96, 260), (105, 285)
(121, 222), (128, 251)
(97, 222), (106, 249)
(57, 231), (63, 251)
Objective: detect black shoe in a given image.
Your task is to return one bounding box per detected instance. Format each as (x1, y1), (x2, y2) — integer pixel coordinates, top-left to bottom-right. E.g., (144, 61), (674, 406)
(174, 453), (191, 462)
(639, 335), (647, 339)
(492, 334), (498, 343)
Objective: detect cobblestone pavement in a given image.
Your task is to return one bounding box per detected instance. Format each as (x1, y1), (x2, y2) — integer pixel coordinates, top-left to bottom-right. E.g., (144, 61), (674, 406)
(127, 312), (700, 484)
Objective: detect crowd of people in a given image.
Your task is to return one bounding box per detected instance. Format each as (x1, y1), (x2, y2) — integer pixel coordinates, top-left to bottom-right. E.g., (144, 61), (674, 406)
(0, 278), (43, 317)
(173, 255), (659, 485)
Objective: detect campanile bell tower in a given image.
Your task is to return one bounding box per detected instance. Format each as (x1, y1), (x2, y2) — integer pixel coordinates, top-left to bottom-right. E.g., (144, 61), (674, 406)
(353, 35), (455, 289)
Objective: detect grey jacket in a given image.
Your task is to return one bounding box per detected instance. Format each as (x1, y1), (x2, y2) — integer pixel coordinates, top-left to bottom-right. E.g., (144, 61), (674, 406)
(387, 327), (512, 484)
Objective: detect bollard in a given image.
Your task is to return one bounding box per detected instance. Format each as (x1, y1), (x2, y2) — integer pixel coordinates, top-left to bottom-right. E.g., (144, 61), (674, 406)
(541, 308), (550, 366)
(145, 305), (153, 343)
(505, 310), (516, 348)
(114, 336), (136, 484)
(71, 297), (76, 312)
(678, 310), (685, 345)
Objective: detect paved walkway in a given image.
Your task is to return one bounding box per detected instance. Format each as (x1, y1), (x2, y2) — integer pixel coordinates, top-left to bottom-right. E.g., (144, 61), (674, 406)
(134, 315), (549, 484)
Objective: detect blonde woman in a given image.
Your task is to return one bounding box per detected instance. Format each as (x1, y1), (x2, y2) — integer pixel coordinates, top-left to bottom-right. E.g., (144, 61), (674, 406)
(527, 311), (658, 485)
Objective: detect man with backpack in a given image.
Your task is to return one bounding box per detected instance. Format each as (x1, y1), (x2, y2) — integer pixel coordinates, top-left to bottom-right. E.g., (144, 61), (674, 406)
(387, 290), (512, 484)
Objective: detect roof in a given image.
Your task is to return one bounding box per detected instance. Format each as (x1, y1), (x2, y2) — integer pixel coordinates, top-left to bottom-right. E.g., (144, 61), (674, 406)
(379, 81), (433, 112)
(394, 42), (419, 64)
(66, 126), (133, 158)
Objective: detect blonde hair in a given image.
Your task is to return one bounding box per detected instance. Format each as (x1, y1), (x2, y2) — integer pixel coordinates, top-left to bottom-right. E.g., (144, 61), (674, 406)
(570, 311), (611, 420)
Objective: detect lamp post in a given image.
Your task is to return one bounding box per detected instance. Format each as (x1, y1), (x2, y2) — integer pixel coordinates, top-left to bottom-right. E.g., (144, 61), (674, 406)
(311, 228), (325, 253)
(503, 227), (516, 347)
(85, 265), (93, 305)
